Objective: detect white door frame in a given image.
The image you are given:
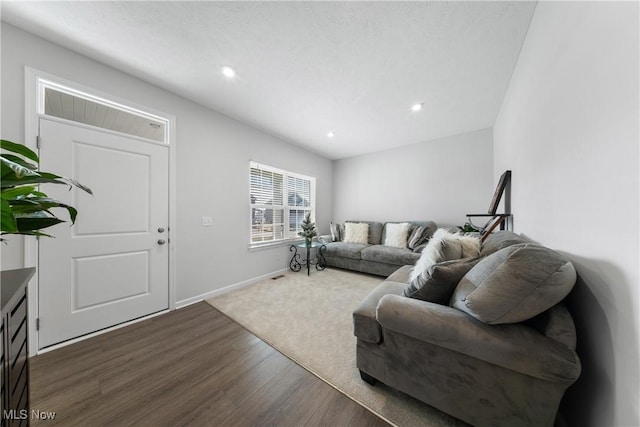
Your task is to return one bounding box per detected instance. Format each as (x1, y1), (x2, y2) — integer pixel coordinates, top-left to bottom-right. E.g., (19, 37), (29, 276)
(24, 67), (177, 355)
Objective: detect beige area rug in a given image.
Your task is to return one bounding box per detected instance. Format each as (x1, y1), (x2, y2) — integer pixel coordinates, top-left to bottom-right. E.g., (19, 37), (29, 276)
(206, 268), (467, 427)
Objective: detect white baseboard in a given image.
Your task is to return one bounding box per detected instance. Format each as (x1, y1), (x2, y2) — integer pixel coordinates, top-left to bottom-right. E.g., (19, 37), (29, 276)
(175, 268), (288, 309)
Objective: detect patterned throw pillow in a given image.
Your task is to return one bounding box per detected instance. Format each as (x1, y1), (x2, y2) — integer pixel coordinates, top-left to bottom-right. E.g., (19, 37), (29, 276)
(330, 222), (343, 242)
(407, 225), (429, 250)
(343, 222), (369, 245)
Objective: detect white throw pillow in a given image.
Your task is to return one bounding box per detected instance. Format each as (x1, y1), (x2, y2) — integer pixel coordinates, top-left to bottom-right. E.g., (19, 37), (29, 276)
(343, 222), (369, 245)
(384, 222), (411, 248)
(409, 228), (463, 282)
(458, 234), (481, 258)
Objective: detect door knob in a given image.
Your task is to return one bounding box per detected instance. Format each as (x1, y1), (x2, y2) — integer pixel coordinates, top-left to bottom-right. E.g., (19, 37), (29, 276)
(157, 239), (166, 245)
(158, 227), (165, 233)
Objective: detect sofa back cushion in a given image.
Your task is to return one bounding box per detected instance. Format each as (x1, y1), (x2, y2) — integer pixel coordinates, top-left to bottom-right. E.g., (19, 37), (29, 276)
(451, 243), (577, 324)
(346, 221), (383, 245)
(523, 304), (577, 349)
(480, 230), (530, 257)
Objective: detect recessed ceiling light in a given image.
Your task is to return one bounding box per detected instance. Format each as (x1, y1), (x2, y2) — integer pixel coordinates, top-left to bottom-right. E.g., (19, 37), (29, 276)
(411, 103), (424, 112)
(221, 66), (236, 78)
(327, 131), (335, 138)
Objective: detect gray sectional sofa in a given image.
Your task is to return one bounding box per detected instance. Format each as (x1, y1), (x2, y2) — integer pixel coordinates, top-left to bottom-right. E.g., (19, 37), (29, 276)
(353, 231), (581, 427)
(318, 220), (437, 277)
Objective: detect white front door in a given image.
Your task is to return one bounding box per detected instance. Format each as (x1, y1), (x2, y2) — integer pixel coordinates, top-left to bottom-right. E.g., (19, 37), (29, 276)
(38, 118), (169, 348)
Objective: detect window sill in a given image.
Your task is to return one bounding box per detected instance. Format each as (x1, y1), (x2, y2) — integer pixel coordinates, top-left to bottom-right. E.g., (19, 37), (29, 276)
(249, 239), (304, 252)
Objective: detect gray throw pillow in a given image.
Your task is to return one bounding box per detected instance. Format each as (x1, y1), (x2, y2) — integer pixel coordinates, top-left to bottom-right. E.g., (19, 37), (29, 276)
(404, 257), (481, 305)
(451, 243), (577, 324)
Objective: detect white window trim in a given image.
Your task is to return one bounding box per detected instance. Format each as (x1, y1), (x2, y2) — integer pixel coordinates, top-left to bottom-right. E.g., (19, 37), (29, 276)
(249, 161), (316, 249)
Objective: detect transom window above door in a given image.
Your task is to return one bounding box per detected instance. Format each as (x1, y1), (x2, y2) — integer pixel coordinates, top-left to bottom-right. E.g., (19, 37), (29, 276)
(39, 80), (168, 143)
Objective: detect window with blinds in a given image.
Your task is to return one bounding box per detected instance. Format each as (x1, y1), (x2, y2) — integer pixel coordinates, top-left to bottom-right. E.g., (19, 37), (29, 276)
(250, 162), (315, 246)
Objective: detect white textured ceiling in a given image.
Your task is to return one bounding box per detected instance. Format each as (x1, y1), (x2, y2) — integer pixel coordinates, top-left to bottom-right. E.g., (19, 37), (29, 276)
(1, 1), (536, 160)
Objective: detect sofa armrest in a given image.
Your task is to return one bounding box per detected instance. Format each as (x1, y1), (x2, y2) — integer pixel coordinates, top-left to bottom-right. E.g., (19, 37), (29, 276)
(376, 294), (581, 383)
(353, 281), (406, 344)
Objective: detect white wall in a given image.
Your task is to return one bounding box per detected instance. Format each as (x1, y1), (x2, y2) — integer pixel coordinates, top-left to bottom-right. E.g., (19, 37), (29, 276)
(332, 128), (494, 230)
(494, 2), (639, 426)
(0, 23), (333, 303)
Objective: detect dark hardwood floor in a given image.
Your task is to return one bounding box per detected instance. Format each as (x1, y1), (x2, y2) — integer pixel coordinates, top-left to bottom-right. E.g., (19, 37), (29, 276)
(29, 302), (390, 427)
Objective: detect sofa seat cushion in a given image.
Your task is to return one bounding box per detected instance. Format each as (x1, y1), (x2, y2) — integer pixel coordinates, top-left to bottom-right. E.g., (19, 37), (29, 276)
(353, 281), (406, 344)
(452, 243), (577, 324)
(361, 245), (420, 266)
(323, 242), (369, 260)
(386, 265), (413, 283)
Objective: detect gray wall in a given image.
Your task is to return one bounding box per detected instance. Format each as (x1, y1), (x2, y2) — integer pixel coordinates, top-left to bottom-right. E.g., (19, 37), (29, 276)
(0, 23), (333, 303)
(332, 128), (494, 229)
(494, 2), (639, 426)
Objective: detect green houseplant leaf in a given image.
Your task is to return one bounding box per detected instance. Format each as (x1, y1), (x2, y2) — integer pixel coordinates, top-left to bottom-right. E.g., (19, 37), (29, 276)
(1, 199), (18, 233)
(1, 139), (39, 162)
(1, 155), (40, 179)
(1, 138), (91, 240)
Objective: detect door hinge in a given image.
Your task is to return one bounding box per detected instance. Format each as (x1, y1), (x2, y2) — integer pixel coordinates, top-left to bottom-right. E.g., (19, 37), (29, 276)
(36, 318), (40, 331)
(36, 135), (41, 149)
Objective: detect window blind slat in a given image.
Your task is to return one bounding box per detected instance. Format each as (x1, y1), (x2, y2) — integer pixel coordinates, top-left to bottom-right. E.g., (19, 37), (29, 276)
(250, 162), (315, 245)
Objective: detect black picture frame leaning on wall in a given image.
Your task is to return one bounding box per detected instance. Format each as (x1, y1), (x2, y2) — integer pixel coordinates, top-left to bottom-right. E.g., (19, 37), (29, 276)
(488, 170), (511, 215)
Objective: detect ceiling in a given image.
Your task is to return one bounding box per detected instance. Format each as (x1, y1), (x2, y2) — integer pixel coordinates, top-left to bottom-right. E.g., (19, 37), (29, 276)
(1, 1), (537, 160)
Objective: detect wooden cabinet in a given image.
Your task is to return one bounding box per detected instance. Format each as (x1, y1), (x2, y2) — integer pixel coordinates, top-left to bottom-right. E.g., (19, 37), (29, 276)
(1, 268), (34, 427)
